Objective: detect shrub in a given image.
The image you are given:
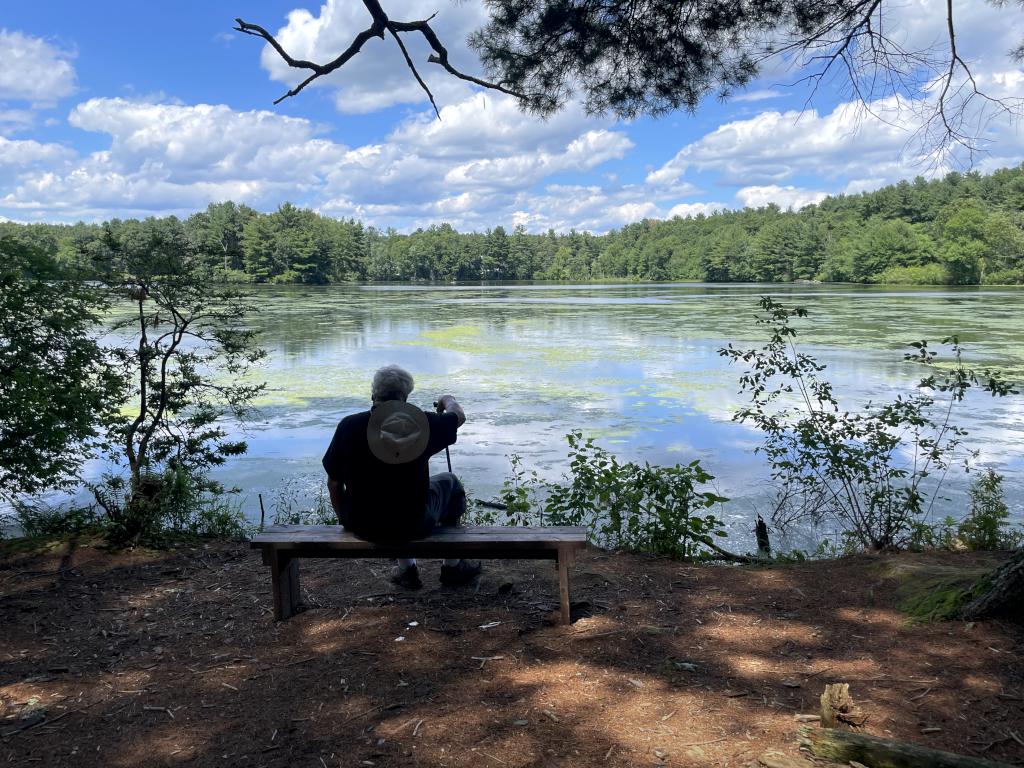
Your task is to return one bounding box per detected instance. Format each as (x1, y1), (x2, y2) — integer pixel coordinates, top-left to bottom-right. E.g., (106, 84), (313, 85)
(93, 466), (249, 545)
(0, 237), (121, 499)
(907, 516), (960, 552)
(874, 263), (950, 285)
(959, 468), (1020, 550)
(463, 497), (498, 526)
(10, 501), (104, 538)
(270, 475), (336, 526)
(720, 297), (1016, 551)
(98, 241), (265, 545)
(189, 500), (250, 539)
(498, 453), (542, 526)
(982, 267), (1024, 285)
(542, 431), (729, 558)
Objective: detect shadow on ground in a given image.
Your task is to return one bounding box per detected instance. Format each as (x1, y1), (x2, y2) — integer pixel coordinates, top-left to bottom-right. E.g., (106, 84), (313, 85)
(1, 539), (1021, 767)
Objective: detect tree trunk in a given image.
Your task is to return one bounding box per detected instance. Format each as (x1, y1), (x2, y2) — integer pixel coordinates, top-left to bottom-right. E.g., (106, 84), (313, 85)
(755, 514), (771, 557)
(960, 548), (1024, 621)
(819, 683), (863, 729)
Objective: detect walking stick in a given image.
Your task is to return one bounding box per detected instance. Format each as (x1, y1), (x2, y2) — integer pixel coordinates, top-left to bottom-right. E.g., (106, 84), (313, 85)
(433, 400), (453, 473)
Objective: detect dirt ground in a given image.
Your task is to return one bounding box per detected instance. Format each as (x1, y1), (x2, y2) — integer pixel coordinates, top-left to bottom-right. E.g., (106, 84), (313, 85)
(1, 538), (1022, 768)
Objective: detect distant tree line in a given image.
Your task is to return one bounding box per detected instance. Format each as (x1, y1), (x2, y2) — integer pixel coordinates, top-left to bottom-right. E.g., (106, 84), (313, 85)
(4, 164), (1024, 285)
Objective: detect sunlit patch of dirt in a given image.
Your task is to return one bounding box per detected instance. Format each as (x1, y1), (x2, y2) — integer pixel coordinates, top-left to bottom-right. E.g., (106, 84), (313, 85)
(0, 542), (1021, 767)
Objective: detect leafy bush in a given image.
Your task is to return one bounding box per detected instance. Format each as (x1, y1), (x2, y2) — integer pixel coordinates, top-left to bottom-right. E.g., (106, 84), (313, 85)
(959, 468), (1020, 550)
(212, 267), (255, 283)
(93, 466), (249, 545)
(720, 297), (1016, 551)
(10, 501), (104, 538)
(270, 476), (336, 526)
(463, 497), (498, 526)
(94, 228), (265, 545)
(983, 267), (1024, 285)
(0, 237), (121, 499)
(907, 516), (960, 552)
(874, 263), (950, 285)
(498, 453), (542, 526)
(535, 432), (728, 558)
(189, 501), (250, 539)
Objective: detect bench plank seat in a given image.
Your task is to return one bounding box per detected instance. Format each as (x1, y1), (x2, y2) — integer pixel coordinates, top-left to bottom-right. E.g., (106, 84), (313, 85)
(250, 524), (587, 624)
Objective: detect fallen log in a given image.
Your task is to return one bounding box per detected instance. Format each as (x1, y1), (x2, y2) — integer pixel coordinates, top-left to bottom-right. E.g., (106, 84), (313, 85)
(798, 725), (1014, 768)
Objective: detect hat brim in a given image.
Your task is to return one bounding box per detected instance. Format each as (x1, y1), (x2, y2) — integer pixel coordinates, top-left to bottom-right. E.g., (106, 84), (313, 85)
(367, 401), (430, 465)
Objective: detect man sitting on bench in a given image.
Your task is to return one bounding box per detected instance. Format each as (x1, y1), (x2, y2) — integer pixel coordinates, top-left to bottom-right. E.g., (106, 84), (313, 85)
(322, 364), (482, 590)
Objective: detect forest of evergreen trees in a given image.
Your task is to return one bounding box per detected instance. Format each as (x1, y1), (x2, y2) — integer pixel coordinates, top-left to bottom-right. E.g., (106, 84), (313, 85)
(4, 165), (1024, 285)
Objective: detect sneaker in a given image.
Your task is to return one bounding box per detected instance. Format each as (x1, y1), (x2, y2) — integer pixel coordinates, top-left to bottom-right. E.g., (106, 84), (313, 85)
(439, 559), (482, 587)
(389, 564), (422, 590)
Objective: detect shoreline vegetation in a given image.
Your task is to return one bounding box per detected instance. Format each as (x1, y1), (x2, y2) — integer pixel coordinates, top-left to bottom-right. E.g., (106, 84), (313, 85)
(2, 164), (1024, 287)
(2, 166), (1022, 621)
(3, 283), (1021, 618)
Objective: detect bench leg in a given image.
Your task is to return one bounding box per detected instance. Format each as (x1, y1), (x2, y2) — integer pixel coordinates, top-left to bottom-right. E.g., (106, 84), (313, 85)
(557, 548), (572, 625)
(269, 550), (301, 621)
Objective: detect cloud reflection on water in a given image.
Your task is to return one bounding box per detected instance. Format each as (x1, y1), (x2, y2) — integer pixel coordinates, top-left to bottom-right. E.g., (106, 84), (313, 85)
(197, 283), (1024, 550)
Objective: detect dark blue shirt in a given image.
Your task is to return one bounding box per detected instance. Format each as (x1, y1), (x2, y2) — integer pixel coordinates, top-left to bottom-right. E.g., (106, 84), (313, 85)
(322, 406), (458, 541)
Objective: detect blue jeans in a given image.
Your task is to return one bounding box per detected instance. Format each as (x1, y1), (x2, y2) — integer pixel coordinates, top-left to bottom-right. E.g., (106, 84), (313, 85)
(423, 472), (467, 528)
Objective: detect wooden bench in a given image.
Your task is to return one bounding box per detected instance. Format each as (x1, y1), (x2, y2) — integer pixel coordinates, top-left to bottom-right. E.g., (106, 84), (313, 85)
(250, 524), (588, 625)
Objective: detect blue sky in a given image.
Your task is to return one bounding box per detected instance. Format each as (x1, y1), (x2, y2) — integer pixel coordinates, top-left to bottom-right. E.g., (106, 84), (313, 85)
(1, 1), (1023, 232)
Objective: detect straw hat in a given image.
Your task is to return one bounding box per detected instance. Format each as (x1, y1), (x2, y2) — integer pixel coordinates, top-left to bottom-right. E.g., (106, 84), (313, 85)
(367, 400), (430, 464)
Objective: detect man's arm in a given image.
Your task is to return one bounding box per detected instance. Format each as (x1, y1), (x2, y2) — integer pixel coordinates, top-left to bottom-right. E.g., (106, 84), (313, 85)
(327, 477), (344, 518)
(435, 394), (465, 427)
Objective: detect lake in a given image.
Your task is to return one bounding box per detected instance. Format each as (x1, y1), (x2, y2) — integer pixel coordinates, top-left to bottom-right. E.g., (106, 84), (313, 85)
(215, 282), (1024, 551)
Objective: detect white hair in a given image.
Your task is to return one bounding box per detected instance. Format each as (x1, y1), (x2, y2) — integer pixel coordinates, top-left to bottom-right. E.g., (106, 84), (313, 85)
(371, 365), (414, 403)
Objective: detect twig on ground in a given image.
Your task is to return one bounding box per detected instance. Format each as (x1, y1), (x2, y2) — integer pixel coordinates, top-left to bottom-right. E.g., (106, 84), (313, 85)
(1, 699), (101, 739)
(680, 736), (728, 747)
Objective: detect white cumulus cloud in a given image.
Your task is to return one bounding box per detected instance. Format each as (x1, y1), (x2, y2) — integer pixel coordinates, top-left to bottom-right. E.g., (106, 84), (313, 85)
(253, 0), (488, 113)
(648, 99), (919, 188)
(733, 89), (784, 103)
(443, 129), (633, 189)
(735, 185), (829, 211)
(668, 202), (727, 219)
(0, 135), (74, 167)
(0, 94), (658, 230)
(0, 30), (77, 105)
(68, 98), (347, 183)
(3, 98), (352, 219)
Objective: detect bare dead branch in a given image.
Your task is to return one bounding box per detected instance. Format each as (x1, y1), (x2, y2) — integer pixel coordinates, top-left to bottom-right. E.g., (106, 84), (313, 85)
(387, 26), (440, 119)
(756, 0), (1022, 169)
(236, 0), (527, 117)
(235, 14), (386, 105)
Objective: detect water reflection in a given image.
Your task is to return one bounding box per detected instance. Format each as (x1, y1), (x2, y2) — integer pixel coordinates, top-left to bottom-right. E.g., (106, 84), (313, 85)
(206, 282), (1024, 549)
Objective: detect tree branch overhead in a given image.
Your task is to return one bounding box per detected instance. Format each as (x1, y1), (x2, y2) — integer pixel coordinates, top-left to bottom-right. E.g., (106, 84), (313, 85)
(235, 0), (527, 117)
(237, 0), (1024, 158)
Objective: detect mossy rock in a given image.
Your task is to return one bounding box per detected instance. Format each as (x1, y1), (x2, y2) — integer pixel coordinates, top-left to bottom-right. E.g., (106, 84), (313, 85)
(874, 557), (999, 621)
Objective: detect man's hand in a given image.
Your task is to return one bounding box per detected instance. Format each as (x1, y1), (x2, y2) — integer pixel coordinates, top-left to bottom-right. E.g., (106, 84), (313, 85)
(434, 394), (466, 427)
